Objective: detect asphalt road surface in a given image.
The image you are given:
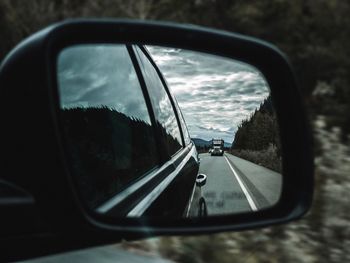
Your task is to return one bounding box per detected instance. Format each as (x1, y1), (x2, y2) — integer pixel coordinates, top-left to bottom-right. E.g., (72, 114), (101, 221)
(188, 152), (282, 217)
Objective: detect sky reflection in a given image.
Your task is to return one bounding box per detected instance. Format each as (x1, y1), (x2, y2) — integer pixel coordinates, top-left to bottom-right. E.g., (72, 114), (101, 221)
(147, 46), (270, 144)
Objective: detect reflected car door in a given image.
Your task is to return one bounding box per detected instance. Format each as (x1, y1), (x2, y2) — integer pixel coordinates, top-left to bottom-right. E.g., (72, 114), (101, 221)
(132, 45), (199, 217)
(58, 43), (199, 218)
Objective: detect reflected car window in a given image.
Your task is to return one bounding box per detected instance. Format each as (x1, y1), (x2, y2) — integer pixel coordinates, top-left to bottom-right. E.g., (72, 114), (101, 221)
(174, 97), (191, 145)
(57, 44), (158, 208)
(134, 46), (183, 156)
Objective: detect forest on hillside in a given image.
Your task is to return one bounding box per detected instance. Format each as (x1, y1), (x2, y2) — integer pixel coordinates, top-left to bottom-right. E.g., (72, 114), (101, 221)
(1, 1), (349, 262)
(231, 96), (282, 172)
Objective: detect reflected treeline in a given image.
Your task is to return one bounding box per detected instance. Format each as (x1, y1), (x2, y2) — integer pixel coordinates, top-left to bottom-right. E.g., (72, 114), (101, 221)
(61, 106), (181, 208)
(231, 96), (282, 172)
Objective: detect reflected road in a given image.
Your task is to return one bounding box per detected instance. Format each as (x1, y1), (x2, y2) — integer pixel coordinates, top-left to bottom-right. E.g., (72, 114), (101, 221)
(188, 153), (282, 217)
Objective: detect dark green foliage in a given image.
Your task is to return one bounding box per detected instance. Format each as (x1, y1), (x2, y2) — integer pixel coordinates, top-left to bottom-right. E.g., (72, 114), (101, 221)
(232, 97), (281, 154)
(231, 96), (282, 172)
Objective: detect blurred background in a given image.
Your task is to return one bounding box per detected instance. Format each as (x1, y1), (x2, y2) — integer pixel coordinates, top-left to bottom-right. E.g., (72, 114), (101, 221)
(1, 1), (348, 262)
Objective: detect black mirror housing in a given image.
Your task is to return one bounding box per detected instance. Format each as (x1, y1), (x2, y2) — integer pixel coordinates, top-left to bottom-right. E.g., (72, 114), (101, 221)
(0, 19), (314, 259)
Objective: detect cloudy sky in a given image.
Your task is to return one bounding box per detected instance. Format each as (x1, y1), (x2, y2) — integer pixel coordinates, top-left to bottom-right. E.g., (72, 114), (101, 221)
(57, 44), (270, 145)
(147, 46), (270, 144)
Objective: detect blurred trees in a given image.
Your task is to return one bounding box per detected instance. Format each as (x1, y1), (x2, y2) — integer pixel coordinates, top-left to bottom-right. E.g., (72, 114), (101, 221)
(0, 0), (349, 137)
(232, 97), (280, 153)
(230, 96), (282, 172)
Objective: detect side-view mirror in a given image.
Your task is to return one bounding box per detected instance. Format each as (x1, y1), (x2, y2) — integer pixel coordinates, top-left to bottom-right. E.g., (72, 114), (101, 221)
(0, 19), (313, 260)
(196, 174), (207, 187)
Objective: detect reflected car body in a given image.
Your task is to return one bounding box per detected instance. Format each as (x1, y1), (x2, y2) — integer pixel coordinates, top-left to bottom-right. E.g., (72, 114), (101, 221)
(59, 45), (200, 218)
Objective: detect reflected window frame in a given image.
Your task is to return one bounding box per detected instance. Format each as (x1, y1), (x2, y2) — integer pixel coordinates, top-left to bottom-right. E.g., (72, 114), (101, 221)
(56, 43), (164, 209)
(132, 45), (186, 158)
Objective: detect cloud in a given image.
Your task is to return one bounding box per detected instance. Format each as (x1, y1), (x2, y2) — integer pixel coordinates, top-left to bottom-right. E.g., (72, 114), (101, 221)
(148, 46), (270, 143)
(58, 44), (152, 124)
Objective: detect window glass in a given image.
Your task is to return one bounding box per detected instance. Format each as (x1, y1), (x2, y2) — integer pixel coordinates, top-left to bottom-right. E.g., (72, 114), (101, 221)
(174, 97), (191, 145)
(134, 46), (183, 156)
(57, 44), (158, 208)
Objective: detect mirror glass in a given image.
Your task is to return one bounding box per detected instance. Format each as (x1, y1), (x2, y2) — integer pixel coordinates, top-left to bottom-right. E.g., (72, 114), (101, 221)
(56, 44), (282, 219)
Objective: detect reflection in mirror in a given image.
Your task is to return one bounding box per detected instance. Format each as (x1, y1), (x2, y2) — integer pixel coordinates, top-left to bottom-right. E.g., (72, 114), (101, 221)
(57, 44), (282, 219)
(148, 46), (282, 216)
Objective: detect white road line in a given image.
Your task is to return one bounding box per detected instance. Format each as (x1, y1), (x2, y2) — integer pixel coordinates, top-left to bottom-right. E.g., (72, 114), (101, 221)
(224, 156), (258, 211)
(185, 182), (197, 217)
